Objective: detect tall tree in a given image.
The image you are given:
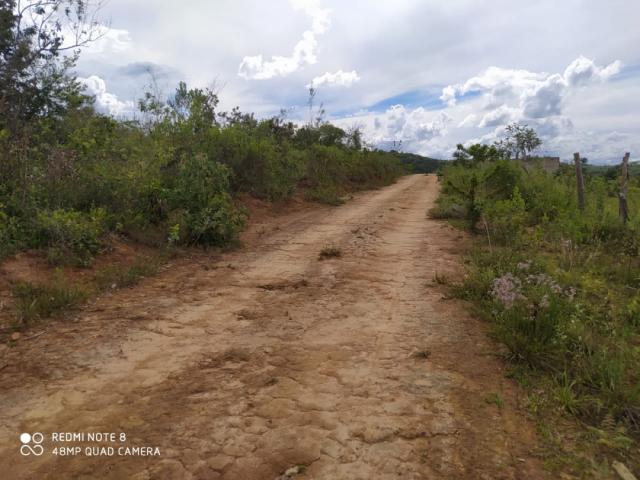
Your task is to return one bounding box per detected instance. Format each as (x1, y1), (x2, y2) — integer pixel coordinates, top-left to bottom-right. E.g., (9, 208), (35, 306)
(453, 143), (502, 164)
(0, 0), (104, 132)
(497, 123), (542, 160)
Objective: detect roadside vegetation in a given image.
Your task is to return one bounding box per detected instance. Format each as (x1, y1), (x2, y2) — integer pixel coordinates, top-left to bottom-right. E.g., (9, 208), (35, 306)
(319, 245), (342, 260)
(0, 1), (404, 329)
(6, 252), (163, 328)
(434, 125), (640, 475)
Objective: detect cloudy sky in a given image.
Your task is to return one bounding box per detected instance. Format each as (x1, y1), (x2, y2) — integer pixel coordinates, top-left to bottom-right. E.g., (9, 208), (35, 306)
(76, 0), (640, 163)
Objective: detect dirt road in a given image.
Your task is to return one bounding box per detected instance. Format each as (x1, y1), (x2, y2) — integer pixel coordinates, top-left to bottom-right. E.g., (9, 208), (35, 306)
(0, 175), (546, 479)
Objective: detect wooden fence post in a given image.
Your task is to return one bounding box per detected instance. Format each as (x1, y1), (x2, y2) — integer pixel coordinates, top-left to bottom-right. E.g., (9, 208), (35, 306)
(619, 152), (630, 223)
(573, 152), (586, 211)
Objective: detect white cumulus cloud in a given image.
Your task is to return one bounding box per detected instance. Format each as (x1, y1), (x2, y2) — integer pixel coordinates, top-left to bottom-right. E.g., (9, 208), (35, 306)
(83, 27), (133, 54)
(307, 70), (360, 89)
(238, 0), (331, 80)
(334, 105), (451, 154)
(335, 55), (627, 161)
(478, 105), (519, 128)
(79, 76), (135, 117)
(441, 56), (622, 125)
(563, 56), (622, 87)
(457, 114), (477, 128)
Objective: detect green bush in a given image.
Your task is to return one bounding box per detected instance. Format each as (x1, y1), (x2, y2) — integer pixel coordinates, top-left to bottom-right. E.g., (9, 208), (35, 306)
(483, 187), (527, 244)
(306, 145), (348, 191)
(259, 148), (305, 200)
(440, 162), (484, 228)
(167, 154), (246, 246)
(184, 193), (246, 246)
(520, 168), (571, 222)
(237, 138), (305, 200)
(34, 208), (107, 266)
(303, 146), (403, 205)
(211, 127), (305, 200)
(171, 153), (230, 207)
(305, 184), (344, 205)
(0, 202), (24, 260)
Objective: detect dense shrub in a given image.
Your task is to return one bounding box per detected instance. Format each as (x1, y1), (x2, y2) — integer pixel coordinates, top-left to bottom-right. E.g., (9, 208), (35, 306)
(34, 208), (107, 266)
(305, 184), (344, 205)
(519, 168), (571, 222)
(306, 145), (349, 191)
(483, 187), (527, 244)
(304, 146), (403, 204)
(212, 127), (305, 200)
(184, 194), (246, 246)
(0, 202), (24, 260)
(164, 154), (245, 246)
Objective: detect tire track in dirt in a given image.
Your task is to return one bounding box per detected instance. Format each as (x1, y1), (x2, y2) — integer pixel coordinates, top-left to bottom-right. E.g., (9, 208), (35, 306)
(0, 175), (547, 479)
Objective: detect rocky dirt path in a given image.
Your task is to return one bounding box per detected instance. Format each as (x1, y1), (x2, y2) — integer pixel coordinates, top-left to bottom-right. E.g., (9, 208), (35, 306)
(0, 175), (547, 479)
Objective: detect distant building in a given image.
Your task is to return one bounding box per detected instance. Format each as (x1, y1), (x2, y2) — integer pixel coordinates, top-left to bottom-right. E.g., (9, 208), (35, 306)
(520, 156), (560, 173)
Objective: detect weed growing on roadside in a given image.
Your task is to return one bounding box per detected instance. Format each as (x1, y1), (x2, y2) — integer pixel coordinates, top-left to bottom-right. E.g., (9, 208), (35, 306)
(432, 271), (449, 285)
(12, 273), (88, 325)
(319, 245), (342, 260)
(94, 256), (162, 290)
(484, 392), (505, 408)
(412, 349), (432, 359)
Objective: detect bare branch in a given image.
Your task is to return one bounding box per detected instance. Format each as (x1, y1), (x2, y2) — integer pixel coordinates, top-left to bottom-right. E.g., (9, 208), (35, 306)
(14, 0), (108, 56)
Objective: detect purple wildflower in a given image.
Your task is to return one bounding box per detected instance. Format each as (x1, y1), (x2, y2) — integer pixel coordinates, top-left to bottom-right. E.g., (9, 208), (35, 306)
(491, 273), (524, 309)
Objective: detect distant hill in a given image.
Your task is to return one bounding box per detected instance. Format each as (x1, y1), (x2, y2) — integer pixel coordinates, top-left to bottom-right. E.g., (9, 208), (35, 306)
(582, 162), (640, 180)
(391, 152), (447, 174)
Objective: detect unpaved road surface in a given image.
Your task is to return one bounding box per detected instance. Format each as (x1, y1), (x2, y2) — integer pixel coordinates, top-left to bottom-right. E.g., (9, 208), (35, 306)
(0, 175), (547, 479)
